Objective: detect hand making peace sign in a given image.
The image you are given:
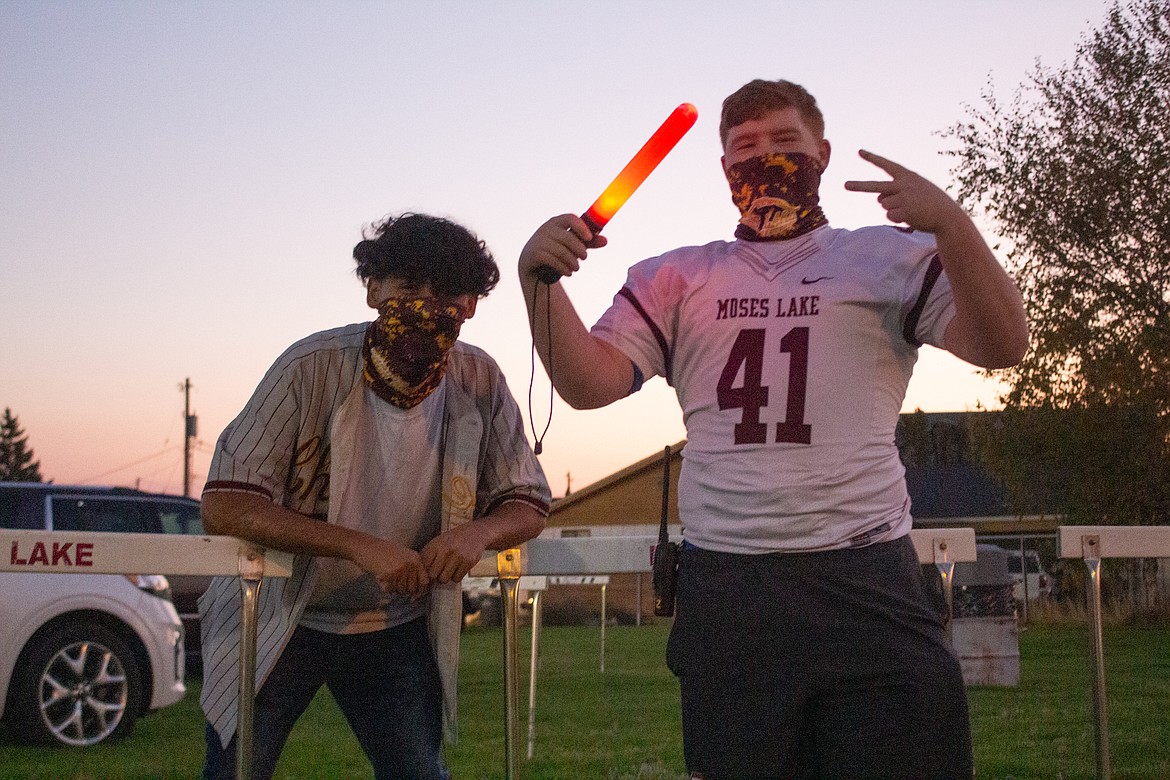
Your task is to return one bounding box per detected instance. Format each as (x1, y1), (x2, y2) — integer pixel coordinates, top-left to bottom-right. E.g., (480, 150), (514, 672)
(844, 150), (968, 235)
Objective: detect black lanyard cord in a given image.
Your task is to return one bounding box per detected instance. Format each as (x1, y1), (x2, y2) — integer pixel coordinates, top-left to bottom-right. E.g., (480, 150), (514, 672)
(527, 277), (554, 455)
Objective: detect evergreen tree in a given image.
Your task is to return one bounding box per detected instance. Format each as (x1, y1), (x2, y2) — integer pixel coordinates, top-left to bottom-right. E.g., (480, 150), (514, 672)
(0, 407), (43, 482)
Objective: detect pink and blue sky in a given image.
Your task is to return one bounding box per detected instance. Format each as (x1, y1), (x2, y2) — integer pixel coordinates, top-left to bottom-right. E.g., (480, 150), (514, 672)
(1, 1), (1108, 498)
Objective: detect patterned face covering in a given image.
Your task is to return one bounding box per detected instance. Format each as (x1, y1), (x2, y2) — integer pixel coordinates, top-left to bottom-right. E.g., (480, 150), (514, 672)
(363, 296), (469, 409)
(726, 152), (828, 241)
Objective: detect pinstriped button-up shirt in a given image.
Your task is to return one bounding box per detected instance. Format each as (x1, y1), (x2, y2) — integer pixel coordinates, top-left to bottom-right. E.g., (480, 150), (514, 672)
(198, 323), (550, 747)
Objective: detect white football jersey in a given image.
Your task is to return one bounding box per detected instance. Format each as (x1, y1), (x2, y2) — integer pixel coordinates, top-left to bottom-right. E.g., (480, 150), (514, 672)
(592, 224), (955, 553)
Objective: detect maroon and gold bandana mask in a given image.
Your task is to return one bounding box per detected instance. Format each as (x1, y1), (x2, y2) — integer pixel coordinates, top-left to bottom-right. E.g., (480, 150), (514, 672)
(727, 152), (828, 241)
(363, 296), (469, 409)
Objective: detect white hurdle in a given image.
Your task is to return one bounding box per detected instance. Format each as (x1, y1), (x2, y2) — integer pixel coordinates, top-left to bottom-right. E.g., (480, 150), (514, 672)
(2, 527), (981, 780)
(475, 528), (976, 780)
(1, 530), (293, 780)
(1058, 525), (1170, 780)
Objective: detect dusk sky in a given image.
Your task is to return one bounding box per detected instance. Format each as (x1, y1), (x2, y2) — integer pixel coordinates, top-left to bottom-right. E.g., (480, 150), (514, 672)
(2, 1), (1109, 498)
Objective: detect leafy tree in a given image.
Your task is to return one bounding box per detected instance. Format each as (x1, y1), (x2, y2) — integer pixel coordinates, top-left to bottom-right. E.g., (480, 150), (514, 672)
(898, 410), (933, 468)
(968, 404), (1169, 525)
(946, 0), (1170, 528)
(0, 407), (43, 482)
(897, 410), (974, 468)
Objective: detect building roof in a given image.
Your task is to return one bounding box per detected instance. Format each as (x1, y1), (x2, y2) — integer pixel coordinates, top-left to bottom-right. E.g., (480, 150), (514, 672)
(552, 441), (684, 512)
(549, 413), (1061, 533)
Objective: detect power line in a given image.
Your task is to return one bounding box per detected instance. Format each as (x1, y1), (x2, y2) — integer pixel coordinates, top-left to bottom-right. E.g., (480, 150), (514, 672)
(75, 444), (184, 485)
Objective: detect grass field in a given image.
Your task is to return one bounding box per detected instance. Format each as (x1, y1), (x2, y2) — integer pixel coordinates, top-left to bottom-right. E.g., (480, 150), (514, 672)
(1, 623), (1167, 779)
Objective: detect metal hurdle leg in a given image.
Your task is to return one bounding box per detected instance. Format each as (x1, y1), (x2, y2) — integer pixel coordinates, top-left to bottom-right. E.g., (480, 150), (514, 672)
(497, 549), (523, 780)
(1018, 537), (1030, 624)
(599, 583), (607, 673)
(1057, 524), (1170, 779)
(1082, 534), (1111, 779)
(526, 590), (543, 760)
(237, 548), (266, 780)
(932, 538), (957, 641)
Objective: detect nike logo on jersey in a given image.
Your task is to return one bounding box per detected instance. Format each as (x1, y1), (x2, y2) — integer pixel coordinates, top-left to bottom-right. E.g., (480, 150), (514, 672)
(801, 276), (833, 285)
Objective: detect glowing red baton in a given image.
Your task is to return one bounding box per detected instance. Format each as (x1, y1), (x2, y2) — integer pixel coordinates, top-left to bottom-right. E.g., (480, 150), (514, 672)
(538, 102), (699, 283)
(582, 102), (699, 232)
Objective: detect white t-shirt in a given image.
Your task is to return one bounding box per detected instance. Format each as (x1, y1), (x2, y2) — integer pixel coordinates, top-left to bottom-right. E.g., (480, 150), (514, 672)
(300, 383), (445, 633)
(592, 225), (955, 554)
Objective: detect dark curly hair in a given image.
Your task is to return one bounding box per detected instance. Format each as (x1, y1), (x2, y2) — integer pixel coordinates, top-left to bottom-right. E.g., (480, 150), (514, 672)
(720, 79), (825, 149)
(353, 213), (500, 298)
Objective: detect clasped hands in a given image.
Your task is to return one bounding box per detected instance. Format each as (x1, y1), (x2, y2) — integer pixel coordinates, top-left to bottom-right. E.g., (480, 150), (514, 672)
(350, 523), (490, 598)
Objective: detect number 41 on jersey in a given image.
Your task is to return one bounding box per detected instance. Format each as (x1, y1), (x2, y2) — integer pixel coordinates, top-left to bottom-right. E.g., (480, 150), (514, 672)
(717, 326), (811, 445)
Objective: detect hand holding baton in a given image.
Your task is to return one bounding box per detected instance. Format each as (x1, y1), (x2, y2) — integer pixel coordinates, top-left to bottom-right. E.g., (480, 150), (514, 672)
(536, 103), (699, 284)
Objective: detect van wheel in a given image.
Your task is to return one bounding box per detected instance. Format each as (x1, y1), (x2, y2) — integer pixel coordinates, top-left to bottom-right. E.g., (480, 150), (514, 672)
(7, 621), (143, 746)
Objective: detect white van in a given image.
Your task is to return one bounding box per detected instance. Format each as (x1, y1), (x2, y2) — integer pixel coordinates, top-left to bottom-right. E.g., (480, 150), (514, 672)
(0, 483), (206, 669)
(1002, 547), (1053, 602)
(0, 571), (186, 746)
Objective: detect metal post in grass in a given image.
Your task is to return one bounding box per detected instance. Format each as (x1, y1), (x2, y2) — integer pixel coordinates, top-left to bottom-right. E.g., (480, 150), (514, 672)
(526, 589), (542, 760)
(932, 537), (958, 641)
(237, 547), (266, 780)
(599, 582), (607, 673)
(1018, 537), (1030, 625)
(1082, 534), (1111, 780)
(907, 532), (975, 642)
(1057, 525), (1170, 780)
(497, 548), (524, 780)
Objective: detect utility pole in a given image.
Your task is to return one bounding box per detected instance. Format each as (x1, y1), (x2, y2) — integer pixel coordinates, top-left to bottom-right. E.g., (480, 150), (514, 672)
(181, 378), (198, 498)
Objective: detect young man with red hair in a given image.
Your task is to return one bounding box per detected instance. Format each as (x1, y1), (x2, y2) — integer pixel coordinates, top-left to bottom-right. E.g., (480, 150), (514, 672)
(519, 79), (1028, 779)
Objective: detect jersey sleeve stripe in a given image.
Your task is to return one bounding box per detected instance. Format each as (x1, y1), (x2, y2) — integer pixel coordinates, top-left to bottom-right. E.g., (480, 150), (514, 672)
(902, 254), (943, 347)
(202, 481), (274, 500)
(483, 493), (551, 517)
(617, 287), (674, 385)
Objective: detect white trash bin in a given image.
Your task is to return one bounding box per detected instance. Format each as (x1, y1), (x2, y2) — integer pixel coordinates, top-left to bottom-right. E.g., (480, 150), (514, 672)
(950, 544), (1020, 686)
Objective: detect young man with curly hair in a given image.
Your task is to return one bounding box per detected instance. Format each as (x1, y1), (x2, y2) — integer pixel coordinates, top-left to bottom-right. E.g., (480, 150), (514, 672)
(200, 213), (549, 780)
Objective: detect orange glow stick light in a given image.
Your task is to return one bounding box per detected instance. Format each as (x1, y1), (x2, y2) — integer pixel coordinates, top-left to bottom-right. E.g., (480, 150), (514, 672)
(538, 102), (698, 283)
